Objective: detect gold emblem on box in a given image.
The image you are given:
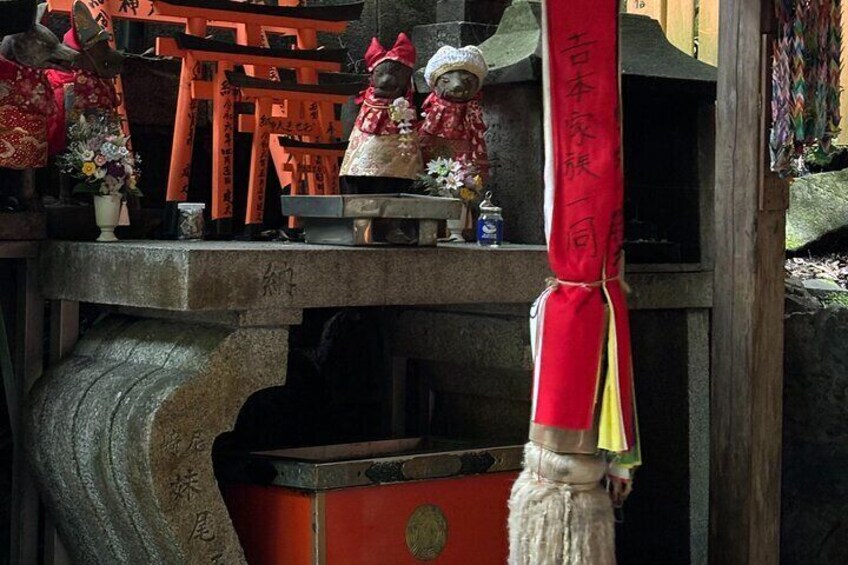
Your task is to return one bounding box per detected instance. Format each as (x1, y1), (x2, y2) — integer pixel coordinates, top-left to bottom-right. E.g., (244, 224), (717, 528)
(405, 504), (448, 561)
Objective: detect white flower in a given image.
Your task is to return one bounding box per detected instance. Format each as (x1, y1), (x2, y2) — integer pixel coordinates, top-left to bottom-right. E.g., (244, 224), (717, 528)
(427, 158), (452, 177)
(445, 173), (464, 191)
(94, 168), (107, 180)
(80, 149), (95, 162)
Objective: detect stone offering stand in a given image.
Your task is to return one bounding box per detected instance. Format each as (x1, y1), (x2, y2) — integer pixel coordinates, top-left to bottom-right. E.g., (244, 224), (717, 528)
(22, 240), (712, 563)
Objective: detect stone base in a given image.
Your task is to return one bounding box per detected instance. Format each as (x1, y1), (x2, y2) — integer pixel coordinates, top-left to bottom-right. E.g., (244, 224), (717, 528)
(412, 22), (498, 70)
(25, 315), (291, 564)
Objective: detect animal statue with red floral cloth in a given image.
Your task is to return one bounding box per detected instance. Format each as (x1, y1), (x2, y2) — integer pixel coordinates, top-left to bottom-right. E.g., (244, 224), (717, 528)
(340, 32), (423, 194)
(46, 0), (123, 157)
(0, 2), (77, 211)
(420, 45), (489, 179)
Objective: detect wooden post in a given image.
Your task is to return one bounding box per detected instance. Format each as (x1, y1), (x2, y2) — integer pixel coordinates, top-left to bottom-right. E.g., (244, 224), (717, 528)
(838, 0), (848, 145)
(10, 258), (42, 565)
(710, 0), (787, 563)
(666, 0), (696, 56)
(698, 0), (720, 65)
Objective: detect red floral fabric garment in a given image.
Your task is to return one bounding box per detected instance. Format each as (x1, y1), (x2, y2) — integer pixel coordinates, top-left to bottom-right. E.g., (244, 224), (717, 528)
(419, 92), (488, 173)
(45, 68), (119, 155)
(0, 57), (57, 169)
(354, 87), (415, 136)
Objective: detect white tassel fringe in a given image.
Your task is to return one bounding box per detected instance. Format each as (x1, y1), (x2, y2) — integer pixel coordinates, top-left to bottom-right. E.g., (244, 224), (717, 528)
(508, 443), (616, 565)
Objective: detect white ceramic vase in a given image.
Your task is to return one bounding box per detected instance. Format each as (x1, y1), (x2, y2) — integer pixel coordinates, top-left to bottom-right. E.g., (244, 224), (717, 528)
(93, 193), (122, 242)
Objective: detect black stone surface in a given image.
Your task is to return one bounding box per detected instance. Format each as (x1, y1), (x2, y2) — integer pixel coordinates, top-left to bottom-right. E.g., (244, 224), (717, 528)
(412, 21), (498, 73)
(436, 0), (511, 25)
(782, 301), (848, 565)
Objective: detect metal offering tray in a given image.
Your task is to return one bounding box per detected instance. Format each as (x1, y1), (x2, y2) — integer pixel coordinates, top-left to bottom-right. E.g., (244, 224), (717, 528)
(280, 194), (462, 246)
(220, 437), (524, 491)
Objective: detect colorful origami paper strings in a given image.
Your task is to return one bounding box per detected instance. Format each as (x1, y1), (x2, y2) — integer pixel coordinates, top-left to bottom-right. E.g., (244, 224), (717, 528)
(771, 0), (842, 176)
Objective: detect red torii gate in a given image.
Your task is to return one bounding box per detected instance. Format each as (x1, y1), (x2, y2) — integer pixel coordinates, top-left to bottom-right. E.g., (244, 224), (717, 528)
(49, 0), (364, 236)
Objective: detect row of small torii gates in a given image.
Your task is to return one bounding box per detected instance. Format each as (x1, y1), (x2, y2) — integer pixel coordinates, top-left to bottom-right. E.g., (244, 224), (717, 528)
(48, 0), (365, 234)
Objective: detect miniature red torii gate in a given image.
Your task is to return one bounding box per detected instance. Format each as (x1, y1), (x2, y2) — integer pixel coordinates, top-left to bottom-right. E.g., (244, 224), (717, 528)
(152, 0), (363, 236)
(156, 30), (353, 231)
(49, 0), (364, 236)
(226, 72), (357, 202)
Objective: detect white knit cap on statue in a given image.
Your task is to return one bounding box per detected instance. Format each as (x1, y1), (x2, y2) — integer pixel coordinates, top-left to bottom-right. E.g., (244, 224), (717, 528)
(424, 45), (489, 88)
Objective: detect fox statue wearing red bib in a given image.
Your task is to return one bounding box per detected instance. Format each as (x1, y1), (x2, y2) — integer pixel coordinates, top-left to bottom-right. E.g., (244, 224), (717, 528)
(340, 33), (423, 194)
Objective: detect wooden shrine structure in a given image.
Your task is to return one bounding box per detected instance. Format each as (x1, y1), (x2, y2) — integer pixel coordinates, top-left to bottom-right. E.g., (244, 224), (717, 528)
(4, 1), (790, 565)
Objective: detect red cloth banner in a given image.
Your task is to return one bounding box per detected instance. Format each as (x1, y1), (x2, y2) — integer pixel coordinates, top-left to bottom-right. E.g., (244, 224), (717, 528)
(533, 0), (636, 452)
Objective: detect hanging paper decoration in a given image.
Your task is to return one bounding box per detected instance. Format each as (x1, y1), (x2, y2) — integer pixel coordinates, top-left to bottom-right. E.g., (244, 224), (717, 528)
(771, 0), (842, 176)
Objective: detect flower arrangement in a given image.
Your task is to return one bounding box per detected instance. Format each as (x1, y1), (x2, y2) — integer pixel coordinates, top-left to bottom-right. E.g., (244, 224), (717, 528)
(389, 97), (417, 155)
(416, 156), (483, 204)
(57, 114), (141, 197)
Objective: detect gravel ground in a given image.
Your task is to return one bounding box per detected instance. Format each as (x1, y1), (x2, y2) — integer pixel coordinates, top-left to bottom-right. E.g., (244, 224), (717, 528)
(785, 254), (848, 289)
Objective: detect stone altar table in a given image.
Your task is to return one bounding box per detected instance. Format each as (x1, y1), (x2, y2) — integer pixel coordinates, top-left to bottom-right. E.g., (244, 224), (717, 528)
(27, 241), (712, 563)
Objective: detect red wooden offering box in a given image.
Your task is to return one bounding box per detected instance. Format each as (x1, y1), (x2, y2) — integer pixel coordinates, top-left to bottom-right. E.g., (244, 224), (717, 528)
(221, 438), (522, 564)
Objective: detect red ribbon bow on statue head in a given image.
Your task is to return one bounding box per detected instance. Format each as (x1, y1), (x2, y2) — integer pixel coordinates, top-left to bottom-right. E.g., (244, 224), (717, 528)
(364, 32), (417, 72)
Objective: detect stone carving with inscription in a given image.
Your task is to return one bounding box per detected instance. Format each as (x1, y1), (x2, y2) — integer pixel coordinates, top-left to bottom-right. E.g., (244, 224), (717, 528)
(25, 316), (290, 564)
(340, 33), (424, 194)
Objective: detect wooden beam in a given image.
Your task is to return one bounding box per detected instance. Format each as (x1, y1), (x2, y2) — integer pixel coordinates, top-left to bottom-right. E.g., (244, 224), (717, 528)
(152, 0), (354, 33)
(156, 36), (344, 72)
(47, 0), (299, 33)
(710, 0), (786, 563)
